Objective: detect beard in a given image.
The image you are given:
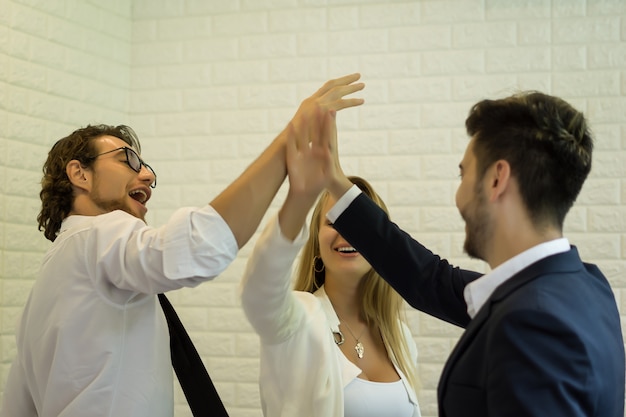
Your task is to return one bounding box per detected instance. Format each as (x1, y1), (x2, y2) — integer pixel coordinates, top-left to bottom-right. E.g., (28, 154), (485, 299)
(461, 184), (492, 262)
(89, 186), (146, 222)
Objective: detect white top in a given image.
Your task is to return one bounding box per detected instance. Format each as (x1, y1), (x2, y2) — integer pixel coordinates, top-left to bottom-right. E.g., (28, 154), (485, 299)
(0, 206), (238, 417)
(344, 379), (414, 417)
(463, 237), (570, 318)
(240, 215), (420, 417)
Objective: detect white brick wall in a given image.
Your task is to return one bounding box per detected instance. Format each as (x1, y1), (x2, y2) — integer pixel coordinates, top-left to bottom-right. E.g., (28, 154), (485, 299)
(1, 1), (625, 416)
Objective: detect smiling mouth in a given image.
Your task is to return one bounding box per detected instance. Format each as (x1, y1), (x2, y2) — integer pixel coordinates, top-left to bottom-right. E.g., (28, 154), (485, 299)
(335, 246), (358, 254)
(129, 189), (148, 204)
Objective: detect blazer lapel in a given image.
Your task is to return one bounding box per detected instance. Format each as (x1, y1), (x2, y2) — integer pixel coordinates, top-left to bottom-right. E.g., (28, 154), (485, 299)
(437, 248), (584, 408)
(437, 292), (492, 403)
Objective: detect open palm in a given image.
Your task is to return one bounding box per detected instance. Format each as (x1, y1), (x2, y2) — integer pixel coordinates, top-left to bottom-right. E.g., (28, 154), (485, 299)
(286, 110), (336, 200)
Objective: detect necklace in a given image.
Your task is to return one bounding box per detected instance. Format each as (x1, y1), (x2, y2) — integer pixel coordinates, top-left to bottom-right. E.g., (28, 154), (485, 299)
(340, 320), (366, 359)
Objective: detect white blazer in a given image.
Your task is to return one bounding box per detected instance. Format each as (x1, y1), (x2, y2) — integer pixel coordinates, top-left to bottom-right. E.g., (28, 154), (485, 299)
(240, 215), (421, 417)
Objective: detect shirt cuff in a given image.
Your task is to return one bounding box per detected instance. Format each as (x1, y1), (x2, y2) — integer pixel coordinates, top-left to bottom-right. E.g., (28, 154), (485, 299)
(163, 205), (238, 280)
(326, 184), (362, 224)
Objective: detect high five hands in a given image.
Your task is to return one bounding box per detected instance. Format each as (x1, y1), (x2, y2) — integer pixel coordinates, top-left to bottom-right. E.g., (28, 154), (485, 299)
(286, 73), (364, 202)
(279, 74), (364, 240)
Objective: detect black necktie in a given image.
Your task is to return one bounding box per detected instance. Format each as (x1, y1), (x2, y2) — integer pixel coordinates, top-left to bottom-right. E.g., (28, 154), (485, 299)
(158, 293), (229, 417)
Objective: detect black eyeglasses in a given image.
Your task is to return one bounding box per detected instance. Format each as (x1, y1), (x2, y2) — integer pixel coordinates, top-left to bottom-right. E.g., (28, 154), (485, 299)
(91, 146), (157, 188)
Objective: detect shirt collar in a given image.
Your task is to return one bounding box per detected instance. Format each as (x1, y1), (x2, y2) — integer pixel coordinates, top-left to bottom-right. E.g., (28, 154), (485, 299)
(464, 238), (570, 318)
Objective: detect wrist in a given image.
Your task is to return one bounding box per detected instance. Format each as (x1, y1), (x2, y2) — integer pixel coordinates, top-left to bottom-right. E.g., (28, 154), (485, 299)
(327, 174), (352, 200)
(285, 186), (320, 207)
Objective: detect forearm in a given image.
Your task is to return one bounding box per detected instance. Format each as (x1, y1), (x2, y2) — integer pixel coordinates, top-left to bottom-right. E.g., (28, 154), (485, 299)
(278, 188), (319, 241)
(209, 131), (287, 248)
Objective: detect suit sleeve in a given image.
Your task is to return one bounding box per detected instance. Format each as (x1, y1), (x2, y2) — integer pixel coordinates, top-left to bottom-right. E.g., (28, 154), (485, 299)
(332, 193), (480, 327)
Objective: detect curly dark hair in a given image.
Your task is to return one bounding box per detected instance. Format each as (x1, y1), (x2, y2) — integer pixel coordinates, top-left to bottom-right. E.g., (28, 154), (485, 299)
(465, 91), (593, 230)
(37, 124), (141, 242)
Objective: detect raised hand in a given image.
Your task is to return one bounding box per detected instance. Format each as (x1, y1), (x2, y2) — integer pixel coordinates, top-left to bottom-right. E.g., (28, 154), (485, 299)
(278, 74), (365, 240)
(289, 73), (364, 139)
(285, 109), (337, 200)
(286, 73), (364, 194)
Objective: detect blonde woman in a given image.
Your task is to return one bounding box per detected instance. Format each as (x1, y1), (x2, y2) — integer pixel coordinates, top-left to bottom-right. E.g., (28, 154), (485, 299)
(241, 155), (421, 417)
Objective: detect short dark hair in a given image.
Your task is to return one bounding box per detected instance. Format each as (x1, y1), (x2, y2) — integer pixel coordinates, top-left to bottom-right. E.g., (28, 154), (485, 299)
(465, 91), (593, 229)
(37, 124), (141, 241)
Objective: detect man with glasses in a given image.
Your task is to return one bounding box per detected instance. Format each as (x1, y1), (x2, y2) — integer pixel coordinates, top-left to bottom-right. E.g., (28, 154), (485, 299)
(0, 74), (365, 417)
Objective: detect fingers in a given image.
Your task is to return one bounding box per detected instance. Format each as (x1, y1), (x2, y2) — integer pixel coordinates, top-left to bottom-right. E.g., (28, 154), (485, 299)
(312, 74), (365, 111)
(332, 96), (365, 111)
(318, 79), (365, 111)
(288, 73), (362, 160)
(327, 81), (365, 99)
(320, 86), (365, 111)
(295, 73), (364, 123)
(314, 73), (362, 97)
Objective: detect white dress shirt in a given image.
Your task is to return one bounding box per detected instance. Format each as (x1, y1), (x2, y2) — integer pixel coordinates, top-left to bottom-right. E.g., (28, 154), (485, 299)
(240, 215), (420, 417)
(463, 238), (570, 318)
(0, 206), (238, 417)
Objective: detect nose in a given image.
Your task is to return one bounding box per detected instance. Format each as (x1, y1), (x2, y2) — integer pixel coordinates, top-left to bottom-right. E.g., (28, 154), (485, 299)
(139, 165), (157, 188)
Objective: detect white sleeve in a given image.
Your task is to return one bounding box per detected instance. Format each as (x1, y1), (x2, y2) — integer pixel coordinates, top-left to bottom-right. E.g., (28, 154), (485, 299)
(240, 214), (309, 344)
(160, 205), (239, 279)
(83, 206), (238, 297)
(0, 358), (37, 417)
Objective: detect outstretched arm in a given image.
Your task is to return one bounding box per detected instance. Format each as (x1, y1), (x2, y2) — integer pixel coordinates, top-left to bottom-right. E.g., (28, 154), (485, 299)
(210, 73), (364, 248)
(241, 87), (360, 343)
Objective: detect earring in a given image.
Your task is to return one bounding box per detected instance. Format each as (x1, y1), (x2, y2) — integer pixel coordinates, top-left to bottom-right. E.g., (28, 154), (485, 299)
(313, 256), (325, 273)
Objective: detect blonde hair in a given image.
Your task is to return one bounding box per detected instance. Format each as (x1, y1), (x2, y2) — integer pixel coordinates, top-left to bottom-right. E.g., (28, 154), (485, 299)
(293, 176), (419, 392)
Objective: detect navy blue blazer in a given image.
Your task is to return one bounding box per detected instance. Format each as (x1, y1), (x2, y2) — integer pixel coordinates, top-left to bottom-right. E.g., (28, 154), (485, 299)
(333, 193), (625, 417)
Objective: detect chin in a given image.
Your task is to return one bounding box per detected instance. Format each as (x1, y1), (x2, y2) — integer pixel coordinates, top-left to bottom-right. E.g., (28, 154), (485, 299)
(463, 240), (486, 262)
(121, 206), (146, 222)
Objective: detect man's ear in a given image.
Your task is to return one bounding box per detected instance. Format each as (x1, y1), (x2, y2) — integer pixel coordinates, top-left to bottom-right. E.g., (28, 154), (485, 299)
(488, 160), (511, 202)
(66, 160), (92, 192)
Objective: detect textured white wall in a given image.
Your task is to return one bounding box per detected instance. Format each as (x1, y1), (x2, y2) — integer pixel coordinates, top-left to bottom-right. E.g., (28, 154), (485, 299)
(0, 0), (135, 411)
(2, 1), (626, 417)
